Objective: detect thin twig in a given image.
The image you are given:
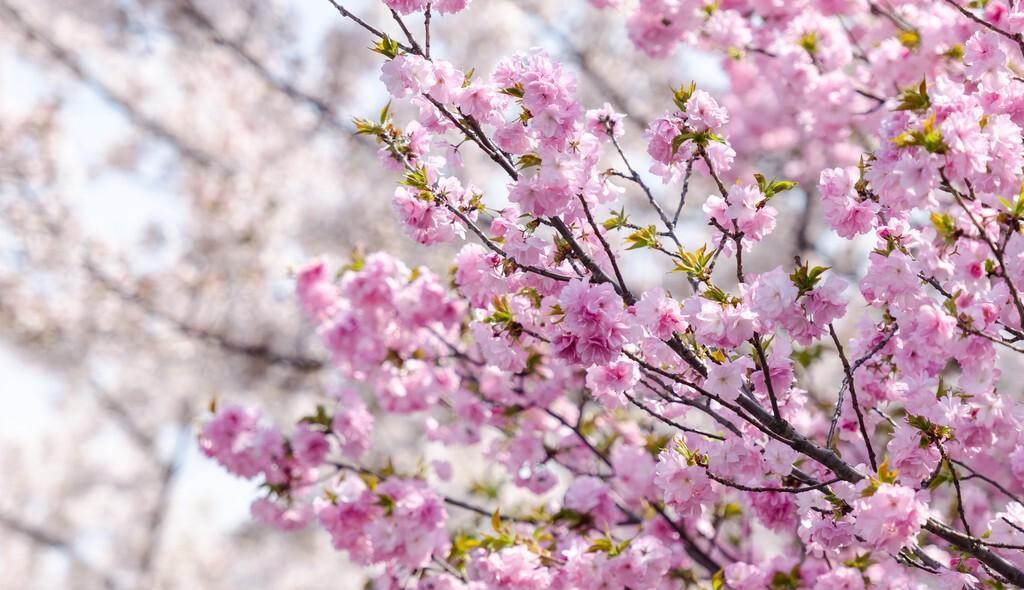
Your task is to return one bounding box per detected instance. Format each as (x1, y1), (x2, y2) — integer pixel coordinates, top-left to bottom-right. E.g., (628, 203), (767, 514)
(390, 9), (424, 54)
(947, 178), (1024, 327)
(329, 461), (535, 522)
(672, 156), (697, 226)
(752, 335), (782, 420)
(829, 324), (878, 471)
(424, 3), (432, 58)
(324, 0), (412, 51)
(941, 0), (1024, 57)
(577, 194), (631, 300)
(938, 444), (973, 536)
(609, 131), (680, 248)
(706, 471), (841, 494)
(954, 460), (1024, 505)
(826, 325), (895, 447)
(625, 388), (725, 440)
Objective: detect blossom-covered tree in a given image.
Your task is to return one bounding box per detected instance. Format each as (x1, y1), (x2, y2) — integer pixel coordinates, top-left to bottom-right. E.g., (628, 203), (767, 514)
(11, 0), (1024, 587)
(200, 0), (1024, 587)
(1, 0), (654, 587)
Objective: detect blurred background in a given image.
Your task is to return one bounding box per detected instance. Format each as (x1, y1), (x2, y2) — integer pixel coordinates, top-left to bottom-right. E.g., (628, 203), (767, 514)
(0, 0), (842, 587)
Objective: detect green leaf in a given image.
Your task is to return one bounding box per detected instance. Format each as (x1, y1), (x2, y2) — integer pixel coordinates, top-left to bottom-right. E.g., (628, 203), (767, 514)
(895, 79), (930, 113)
(769, 179), (799, 195)
(672, 133), (694, 155)
(340, 250), (366, 274)
(999, 182), (1024, 218)
(907, 414), (954, 442)
(380, 458), (396, 478)
(930, 211), (957, 244)
(798, 32), (818, 54)
(517, 153), (542, 170)
(353, 117), (383, 137)
(602, 207), (629, 231)
(716, 502), (744, 520)
(551, 508), (590, 529)
(824, 491), (853, 517)
(469, 480), (500, 500)
(298, 404), (332, 429)
(485, 296), (515, 326)
(754, 173), (798, 200)
(701, 285), (736, 305)
(898, 29), (921, 50)
(672, 244), (715, 282)
(843, 553), (875, 571)
(370, 35), (403, 59)
(449, 533), (481, 562)
(792, 344), (825, 368)
(770, 567), (802, 590)
(712, 569), (725, 590)
(644, 433), (671, 456)
(358, 472), (379, 491)
(876, 456), (899, 485)
(401, 167), (431, 191)
(377, 493), (396, 516)
(500, 83), (525, 98)
(672, 81), (697, 111)
(790, 261), (830, 296)
(466, 192), (485, 213)
(625, 225), (660, 250)
(891, 113), (948, 154)
(672, 129), (723, 153)
(519, 287), (543, 308)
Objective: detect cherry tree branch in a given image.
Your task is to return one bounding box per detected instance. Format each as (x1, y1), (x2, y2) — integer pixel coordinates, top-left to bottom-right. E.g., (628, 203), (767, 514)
(941, 0), (1024, 57)
(705, 471), (842, 494)
(576, 194), (631, 300)
(827, 325), (878, 470)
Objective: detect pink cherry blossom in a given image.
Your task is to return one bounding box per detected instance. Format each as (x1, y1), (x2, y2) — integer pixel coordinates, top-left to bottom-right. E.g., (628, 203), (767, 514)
(853, 483), (928, 553)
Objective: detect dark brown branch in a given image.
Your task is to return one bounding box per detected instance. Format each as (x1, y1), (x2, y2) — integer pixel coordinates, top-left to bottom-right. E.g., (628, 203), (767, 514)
(543, 408), (614, 469)
(941, 0), (1024, 57)
(609, 132), (680, 249)
(329, 461), (536, 523)
(424, 3), (432, 58)
(948, 179), (1024, 329)
(323, 0), (413, 51)
(954, 459), (1024, 505)
(390, 9), (424, 55)
(577, 194), (631, 300)
(751, 335), (782, 420)
(549, 216), (636, 304)
(826, 324), (895, 448)
(938, 444), (972, 537)
(706, 471), (841, 494)
(924, 519), (1024, 587)
(829, 324), (878, 471)
(672, 156), (697, 226)
(625, 388), (725, 440)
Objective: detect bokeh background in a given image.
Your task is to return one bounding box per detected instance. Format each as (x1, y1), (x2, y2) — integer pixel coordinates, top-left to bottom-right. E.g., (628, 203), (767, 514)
(0, 0), (844, 587)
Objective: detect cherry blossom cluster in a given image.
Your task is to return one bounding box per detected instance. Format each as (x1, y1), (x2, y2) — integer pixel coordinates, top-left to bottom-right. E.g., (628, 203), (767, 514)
(200, 1), (1024, 588)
